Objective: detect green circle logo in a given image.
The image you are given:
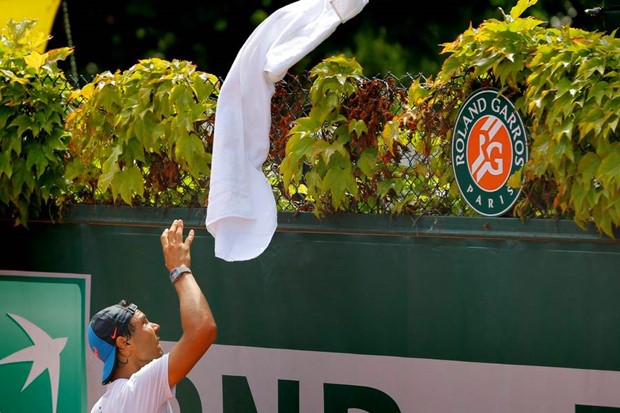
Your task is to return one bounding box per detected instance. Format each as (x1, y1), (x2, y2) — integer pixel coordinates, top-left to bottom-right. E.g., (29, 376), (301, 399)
(452, 88), (528, 216)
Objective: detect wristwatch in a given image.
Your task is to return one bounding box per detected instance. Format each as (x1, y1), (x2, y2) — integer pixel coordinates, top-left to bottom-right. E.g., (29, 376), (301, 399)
(169, 265), (192, 284)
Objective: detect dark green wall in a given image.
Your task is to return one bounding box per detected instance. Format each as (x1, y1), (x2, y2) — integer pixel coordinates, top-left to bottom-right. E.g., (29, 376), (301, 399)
(2, 205), (620, 372)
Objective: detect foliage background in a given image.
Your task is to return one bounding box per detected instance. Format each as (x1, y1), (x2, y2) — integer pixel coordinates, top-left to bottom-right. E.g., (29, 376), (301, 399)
(48, 0), (620, 80)
(1, 1), (618, 238)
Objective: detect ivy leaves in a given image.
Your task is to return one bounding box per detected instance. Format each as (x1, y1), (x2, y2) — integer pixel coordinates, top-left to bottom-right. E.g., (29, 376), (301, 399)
(280, 55), (368, 215)
(0, 19), (73, 226)
(437, 0), (620, 236)
(2, 1), (619, 238)
(65, 58), (219, 206)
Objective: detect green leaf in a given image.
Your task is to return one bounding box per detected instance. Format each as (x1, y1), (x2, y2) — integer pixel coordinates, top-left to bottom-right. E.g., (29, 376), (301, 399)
(0, 150), (11, 178)
(327, 151), (357, 193)
(592, 200), (614, 238)
(148, 121), (166, 150)
(99, 82), (123, 113)
(292, 116), (321, 133)
(9, 114), (36, 138)
(577, 56), (606, 79)
(12, 158), (35, 193)
(582, 106), (606, 136)
(0, 106), (13, 128)
(42, 131), (67, 160)
(63, 159), (85, 181)
(323, 163), (356, 209)
(0, 69), (27, 85)
(571, 183), (588, 217)
(305, 169), (323, 200)
(44, 47), (74, 64)
(174, 133), (207, 168)
(507, 167), (524, 189)
(554, 116), (575, 146)
(407, 78), (430, 105)
(357, 148), (377, 178)
(554, 78), (578, 100)
(112, 165), (144, 205)
(279, 155), (296, 189)
(123, 137), (146, 164)
(495, 59), (522, 87)
(133, 113), (153, 146)
(98, 145), (123, 193)
(549, 136), (574, 163)
(171, 85), (193, 111)
(349, 119), (368, 137)
(381, 120), (401, 154)
(586, 81), (609, 106)
(24, 51), (45, 69)
(286, 132), (316, 160)
(25, 144), (48, 179)
(15, 198), (30, 228)
(377, 178), (396, 197)
(193, 72), (218, 101)
(4, 133), (22, 155)
(597, 148), (620, 188)
(577, 152), (600, 183)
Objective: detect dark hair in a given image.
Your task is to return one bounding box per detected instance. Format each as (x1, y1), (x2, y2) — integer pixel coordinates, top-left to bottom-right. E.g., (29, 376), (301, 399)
(113, 299), (136, 372)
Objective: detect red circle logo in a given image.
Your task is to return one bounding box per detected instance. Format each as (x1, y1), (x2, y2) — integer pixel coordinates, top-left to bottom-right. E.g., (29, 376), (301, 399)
(466, 115), (513, 192)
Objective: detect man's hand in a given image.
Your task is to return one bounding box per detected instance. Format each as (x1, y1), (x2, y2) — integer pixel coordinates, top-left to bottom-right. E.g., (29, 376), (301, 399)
(160, 219), (194, 271)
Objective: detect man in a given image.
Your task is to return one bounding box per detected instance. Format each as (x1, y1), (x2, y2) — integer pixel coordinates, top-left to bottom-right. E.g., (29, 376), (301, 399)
(87, 219), (217, 412)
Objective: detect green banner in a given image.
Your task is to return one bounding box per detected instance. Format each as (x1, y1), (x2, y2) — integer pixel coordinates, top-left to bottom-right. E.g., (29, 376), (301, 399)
(0, 272), (88, 413)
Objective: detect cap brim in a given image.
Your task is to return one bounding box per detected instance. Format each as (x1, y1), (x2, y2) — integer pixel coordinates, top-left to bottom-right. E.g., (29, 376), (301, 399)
(87, 324), (117, 384)
(101, 347), (116, 384)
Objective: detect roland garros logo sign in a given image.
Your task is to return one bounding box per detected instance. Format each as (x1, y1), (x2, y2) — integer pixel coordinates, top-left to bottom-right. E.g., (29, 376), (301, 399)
(452, 88), (528, 216)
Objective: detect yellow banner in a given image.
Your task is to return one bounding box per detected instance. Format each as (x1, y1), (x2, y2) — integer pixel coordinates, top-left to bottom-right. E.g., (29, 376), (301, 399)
(0, 0), (61, 50)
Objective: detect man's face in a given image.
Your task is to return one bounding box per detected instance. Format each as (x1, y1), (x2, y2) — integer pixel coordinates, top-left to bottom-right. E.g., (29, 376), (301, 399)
(128, 310), (163, 367)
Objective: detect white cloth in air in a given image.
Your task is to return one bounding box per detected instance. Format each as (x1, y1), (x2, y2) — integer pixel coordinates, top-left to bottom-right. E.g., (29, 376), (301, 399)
(206, 0), (369, 261)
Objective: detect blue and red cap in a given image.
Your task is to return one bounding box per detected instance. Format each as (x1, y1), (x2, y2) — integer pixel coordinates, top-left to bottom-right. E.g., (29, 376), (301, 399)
(87, 303), (137, 384)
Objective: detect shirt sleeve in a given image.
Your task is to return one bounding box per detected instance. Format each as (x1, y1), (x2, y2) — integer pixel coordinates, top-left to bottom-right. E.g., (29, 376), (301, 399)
(128, 353), (175, 411)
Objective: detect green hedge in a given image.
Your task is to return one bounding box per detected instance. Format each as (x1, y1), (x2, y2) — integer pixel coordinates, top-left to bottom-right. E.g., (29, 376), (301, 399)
(1, 0), (619, 238)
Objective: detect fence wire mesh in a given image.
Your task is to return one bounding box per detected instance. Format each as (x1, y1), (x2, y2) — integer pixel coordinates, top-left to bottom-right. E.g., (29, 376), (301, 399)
(59, 70), (546, 220)
(265, 71), (470, 217)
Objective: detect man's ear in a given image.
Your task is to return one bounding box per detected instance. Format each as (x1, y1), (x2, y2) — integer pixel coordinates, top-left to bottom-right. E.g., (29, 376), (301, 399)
(116, 335), (129, 350)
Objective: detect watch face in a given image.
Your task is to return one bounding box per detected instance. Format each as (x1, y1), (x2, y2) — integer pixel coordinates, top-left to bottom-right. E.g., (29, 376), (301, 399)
(170, 266), (191, 284)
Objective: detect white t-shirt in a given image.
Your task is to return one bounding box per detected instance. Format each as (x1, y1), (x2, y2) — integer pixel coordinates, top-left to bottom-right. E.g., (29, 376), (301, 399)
(90, 353), (176, 413)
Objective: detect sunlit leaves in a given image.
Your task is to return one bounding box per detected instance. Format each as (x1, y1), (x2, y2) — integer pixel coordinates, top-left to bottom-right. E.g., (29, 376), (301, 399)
(427, 0), (620, 236)
(357, 148), (377, 179)
(280, 54), (366, 216)
(112, 166), (144, 205)
(324, 166), (356, 210)
(99, 145), (123, 193)
(0, 19), (73, 226)
(23, 51), (44, 69)
(510, 0), (538, 19)
(65, 57), (219, 206)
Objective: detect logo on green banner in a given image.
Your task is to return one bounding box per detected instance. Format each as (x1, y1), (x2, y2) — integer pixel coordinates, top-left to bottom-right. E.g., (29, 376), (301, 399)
(0, 272), (88, 413)
(452, 88), (528, 216)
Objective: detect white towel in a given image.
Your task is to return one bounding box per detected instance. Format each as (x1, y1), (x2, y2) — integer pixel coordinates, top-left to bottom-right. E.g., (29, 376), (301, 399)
(206, 0), (369, 262)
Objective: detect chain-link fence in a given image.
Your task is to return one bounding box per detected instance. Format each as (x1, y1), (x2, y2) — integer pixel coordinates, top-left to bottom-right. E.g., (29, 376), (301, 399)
(265, 71), (470, 217)
(56, 70), (560, 221)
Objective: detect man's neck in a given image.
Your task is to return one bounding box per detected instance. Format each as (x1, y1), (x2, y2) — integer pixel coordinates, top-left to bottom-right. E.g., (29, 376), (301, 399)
(111, 363), (140, 382)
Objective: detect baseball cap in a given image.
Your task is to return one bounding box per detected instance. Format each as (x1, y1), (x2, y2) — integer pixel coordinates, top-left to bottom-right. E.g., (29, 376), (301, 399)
(87, 302), (138, 384)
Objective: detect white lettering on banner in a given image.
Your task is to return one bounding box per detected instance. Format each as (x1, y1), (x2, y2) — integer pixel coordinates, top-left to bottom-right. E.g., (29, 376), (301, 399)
(85, 343), (620, 413)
